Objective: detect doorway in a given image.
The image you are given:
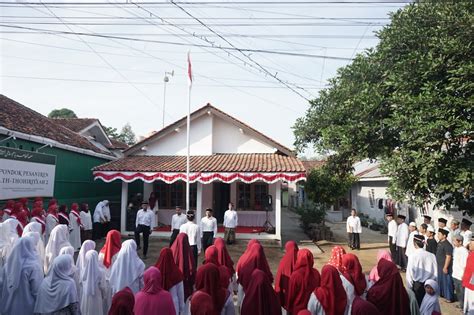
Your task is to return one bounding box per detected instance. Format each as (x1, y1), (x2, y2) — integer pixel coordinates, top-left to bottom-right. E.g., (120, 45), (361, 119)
(213, 182), (230, 223)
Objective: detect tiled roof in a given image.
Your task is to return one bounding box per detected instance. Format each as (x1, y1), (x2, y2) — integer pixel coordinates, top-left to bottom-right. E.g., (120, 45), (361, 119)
(0, 95), (111, 156)
(93, 153), (305, 173)
(51, 118), (98, 132)
(107, 139), (129, 150)
(301, 160), (326, 173)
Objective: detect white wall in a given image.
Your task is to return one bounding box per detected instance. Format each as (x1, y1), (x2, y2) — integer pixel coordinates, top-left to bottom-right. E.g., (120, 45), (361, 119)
(351, 180), (389, 222)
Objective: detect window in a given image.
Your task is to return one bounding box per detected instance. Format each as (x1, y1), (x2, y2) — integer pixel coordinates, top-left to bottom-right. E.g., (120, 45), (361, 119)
(154, 181), (197, 209)
(171, 182), (184, 208)
(155, 181), (170, 209)
(254, 183), (268, 210)
(238, 183), (251, 209)
(237, 182), (269, 210)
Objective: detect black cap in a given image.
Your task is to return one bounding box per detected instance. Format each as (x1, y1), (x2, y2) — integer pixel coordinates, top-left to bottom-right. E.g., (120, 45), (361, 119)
(398, 214), (406, 220)
(414, 234), (425, 241)
(141, 201), (149, 205)
(424, 215), (432, 220)
(205, 208), (213, 212)
(438, 218), (447, 224)
(462, 218), (472, 226)
(438, 228), (450, 236)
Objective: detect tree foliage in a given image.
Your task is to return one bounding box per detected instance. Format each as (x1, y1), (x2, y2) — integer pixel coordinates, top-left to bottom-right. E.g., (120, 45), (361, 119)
(104, 126), (120, 139)
(104, 123), (137, 145)
(294, 2), (473, 214)
(48, 108), (77, 118)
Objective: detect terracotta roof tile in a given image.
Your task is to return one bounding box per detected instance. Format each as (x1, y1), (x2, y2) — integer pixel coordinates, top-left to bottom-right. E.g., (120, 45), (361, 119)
(52, 118), (98, 132)
(301, 160), (326, 173)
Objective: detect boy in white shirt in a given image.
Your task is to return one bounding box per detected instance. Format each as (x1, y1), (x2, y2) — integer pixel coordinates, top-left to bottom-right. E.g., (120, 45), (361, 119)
(223, 202), (238, 245)
(453, 234), (469, 309)
(346, 209), (362, 250)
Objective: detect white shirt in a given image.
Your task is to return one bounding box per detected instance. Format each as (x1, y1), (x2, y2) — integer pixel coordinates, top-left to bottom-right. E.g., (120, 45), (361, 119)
(102, 205), (111, 221)
(406, 248), (437, 288)
(200, 216), (218, 236)
(180, 221), (201, 251)
(171, 213), (188, 231)
(461, 230), (473, 247)
(396, 222), (409, 248)
(223, 210), (238, 228)
(346, 216), (362, 233)
(80, 211), (93, 230)
(388, 220), (398, 243)
(93, 203), (106, 223)
(453, 246), (469, 280)
(135, 209), (155, 228)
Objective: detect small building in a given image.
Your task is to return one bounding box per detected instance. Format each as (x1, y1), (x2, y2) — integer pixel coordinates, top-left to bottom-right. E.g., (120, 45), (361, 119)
(93, 103), (306, 240)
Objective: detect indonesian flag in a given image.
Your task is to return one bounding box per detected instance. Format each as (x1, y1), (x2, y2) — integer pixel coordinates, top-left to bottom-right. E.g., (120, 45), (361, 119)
(187, 51), (193, 87)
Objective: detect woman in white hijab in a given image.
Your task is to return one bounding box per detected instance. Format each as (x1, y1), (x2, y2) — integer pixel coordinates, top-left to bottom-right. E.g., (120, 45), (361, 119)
(75, 240), (96, 299)
(23, 222), (46, 268)
(0, 219), (19, 268)
(0, 236), (44, 315)
(109, 239), (145, 294)
(44, 225), (71, 274)
(80, 250), (107, 315)
(34, 254), (80, 315)
(22, 231), (44, 272)
(419, 279), (441, 315)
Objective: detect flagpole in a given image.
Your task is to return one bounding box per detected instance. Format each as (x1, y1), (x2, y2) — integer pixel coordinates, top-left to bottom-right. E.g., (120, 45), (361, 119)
(186, 52), (192, 213)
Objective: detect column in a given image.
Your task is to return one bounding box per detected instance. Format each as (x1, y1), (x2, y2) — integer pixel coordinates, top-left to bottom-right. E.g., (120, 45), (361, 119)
(120, 181), (128, 234)
(196, 182), (203, 223)
(275, 181), (282, 241)
(143, 182), (153, 200)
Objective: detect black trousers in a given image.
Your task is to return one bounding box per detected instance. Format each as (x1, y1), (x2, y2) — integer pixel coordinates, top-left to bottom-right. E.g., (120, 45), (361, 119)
(348, 233), (360, 249)
(93, 222), (103, 240)
(135, 224), (151, 256)
(412, 281), (426, 306)
(169, 229), (180, 247)
(103, 221), (110, 237)
(202, 231), (214, 253)
(389, 236), (397, 259)
(397, 246), (407, 269)
(190, 245), (198, 269)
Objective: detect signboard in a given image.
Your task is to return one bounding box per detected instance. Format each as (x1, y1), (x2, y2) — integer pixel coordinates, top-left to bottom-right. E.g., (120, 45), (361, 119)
(0, 147), (56, 199)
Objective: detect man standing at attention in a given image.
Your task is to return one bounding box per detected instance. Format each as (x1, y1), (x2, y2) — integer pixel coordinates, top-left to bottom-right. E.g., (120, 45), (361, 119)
(170, 206), (187, 246)
(437, 217), (449, 241)
(180, 210), (201, 269)
(452, 234), (468, 310)
(424, 215), (432, 226)
(426, 225), (438, 254)
(395, 214), (409, 271)
(135, 201), (154, 259)
(223, 202), (238, 245)
(387, 213), (397, 259)
(93, 200), (107, 240)
(200, 208), (217, 253)
(405, 222), (419, 258)
(461, 218), (473, 248)
(346, 209), (362, 250)
(436, 227), (455, 303)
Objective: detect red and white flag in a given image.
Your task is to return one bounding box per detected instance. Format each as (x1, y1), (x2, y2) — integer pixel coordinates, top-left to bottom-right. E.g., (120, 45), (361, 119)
(187, 51), (193, 87)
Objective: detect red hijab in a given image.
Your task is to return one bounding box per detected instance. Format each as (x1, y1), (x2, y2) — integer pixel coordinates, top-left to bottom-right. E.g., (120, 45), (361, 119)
(315, 265), (347, 315)
(31, 205), (45, 233)
(47, 202), (58, 217)
(287, 248), (321, 314)
(367, 259), (410, 315)
(11, 202), (28, 235)
(463, 251), (474, 290)
(275, 240), (298, 309)
(241, 269), (282, 315)
(19, 198), (29, 211)
(297, 311), (312, 315)
(190, 291), (214, 315)
(327, 246), (346, 272)
(204, 245), (220, 265)
(134, 267), (176, 315)
(155, 247), (184, 290)
(70, 203), (82, 226)
(218, 265), (231, 289)
(3, 200), (14, 214)
(342, 253), (367, 296)
(108, 287), (135, 315)
(237, 243), (273, 290)
(351, 296), (381, 315)
(236, 239), (260, 273)
(214, 237), (235, 274)
(171, 233), (196, 300)
(195, 263), (228, 315)
(100, 230), (122, 268)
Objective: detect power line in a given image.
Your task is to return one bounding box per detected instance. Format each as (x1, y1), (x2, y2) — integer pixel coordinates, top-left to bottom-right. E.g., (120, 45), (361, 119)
(0, 1), (416, 5)
(0, 15), (393, 20)
(0, 21), (386, 26)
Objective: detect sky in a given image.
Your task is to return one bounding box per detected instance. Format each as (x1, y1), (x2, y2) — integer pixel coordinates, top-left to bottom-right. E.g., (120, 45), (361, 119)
(0, 0), (411, 155)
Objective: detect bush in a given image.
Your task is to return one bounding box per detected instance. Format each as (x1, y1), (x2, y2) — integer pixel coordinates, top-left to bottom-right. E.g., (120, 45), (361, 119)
(295, 201), (327, 230)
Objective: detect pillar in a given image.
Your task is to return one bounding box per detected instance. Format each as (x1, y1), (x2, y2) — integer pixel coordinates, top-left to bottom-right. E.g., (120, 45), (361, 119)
(143, 182), (153, 200)
(120, 181), (128, 234)
(196, 182), (203, 223)
(275, 181), (282, 241)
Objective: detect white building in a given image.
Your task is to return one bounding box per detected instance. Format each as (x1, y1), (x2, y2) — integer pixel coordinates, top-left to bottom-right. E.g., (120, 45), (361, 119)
(93, 104), (306, 240)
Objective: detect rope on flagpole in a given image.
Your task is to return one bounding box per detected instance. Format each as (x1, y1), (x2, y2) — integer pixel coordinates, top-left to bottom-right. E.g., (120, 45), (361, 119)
(186, 51), (192, 213)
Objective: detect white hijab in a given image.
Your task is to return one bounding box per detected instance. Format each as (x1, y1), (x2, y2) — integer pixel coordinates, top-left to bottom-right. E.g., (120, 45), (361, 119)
(34, 255), (78, 313)
(22, 231), (43, 271)
(22, 222), (46, 267)
(44, 225), (71, 273)
(420, 279), (441, 315)
(109, 239), (145, 293)
(81, 250), (104, 296)
(76, 240), (96, 281)
(0, 219), (19, 264)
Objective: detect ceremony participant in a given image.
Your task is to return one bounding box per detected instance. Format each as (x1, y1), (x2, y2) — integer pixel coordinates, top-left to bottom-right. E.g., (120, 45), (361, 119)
(99, 229), (122, 271)
(80, 203), (93, 242)
(406, 288), (421, 315)
(395, 214), (409, 271)
(327, 245), (346, 272)
(69, 203), (83, 251)
(351, 297), (380, 315)
(170, 206), (187, 246)
(180, 210), (201, 268)
(275, 240), (299, 310)
(461, 218), (473, 247)
(436, 227), (454, 302)
(134, 267), (176, 315)
(34, 255), (80, 315)
(223, 202), (238, 245)
(462, 235), (474, 315)
(405, 222), (419, 257)
(406, 234), (438, 305)
(190, 291), (214, 315)
(45, 201), (59, 244)
(436, 217), (448, 241)
(135, 201), (154, 258)
(201, 208), (218, 253)
(452, 234), (468, 309)
(31, 205), (46, 237)
(342, 253), (368, 298)
(0, 236), (44, 315)
(75, 240), (96, 298)
(148, 192), (159, 228)
(110, 239), (145, 294)
(80, 250), (107, 315)
(108, 287), (135, 315)
(10, 201), (27, 236)
(44, 224), (71, 274)
(307, 264), (347, 315)
(369, 250), (392, 283)
(419, 279), (441, 315)
(387, 213), (397, 259)
(57, 204), (70, 229)
(426, 225), (438, 254)
(204, 245), (220, 265)
(451, 219), (461, 240)
(0, 218), (19, 267)
(23, 222), (46, 269)
(23, 231), (44, 271)
(214, 237), (235, 275)
(419, 223), (428, 240)
(236, 239), (260, 273)
(2, 200), (14, 221)
(287, 248), (321, 315)
(424, 215), (432, 225)
(170, 233), (196, 300)
(155, 247), (185, 315)
(367, 258), (410, 315)
(346, 209), (362, 250)
(93, 200), (110, 240)
(241, 269), (281, 315)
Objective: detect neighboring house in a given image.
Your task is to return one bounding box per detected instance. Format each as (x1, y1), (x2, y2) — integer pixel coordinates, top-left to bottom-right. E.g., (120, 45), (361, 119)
(287, 160), (325, 208)
(93, 103), (307, 240)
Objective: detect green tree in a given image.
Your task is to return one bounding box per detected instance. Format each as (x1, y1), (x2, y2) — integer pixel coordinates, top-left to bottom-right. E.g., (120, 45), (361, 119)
(294, 2), (473, 214)
(117, 123), (136, 145)
(48, 108), (77, 118)
(104, 126), (120, 140)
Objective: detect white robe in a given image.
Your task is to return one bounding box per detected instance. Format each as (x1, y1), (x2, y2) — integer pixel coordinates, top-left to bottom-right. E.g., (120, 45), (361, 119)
(99, 251), (118, 313)
(0, 219), (19, 268)
(405, 231), (419, 257)
(406, 248), (438, 288)
(169, 281), (186, 315)
(80, 250), (107, 315)
(109, 239), (145, 294)
(44, 225), (72, 274)
(45, 214), (58, 245)
(69, 212), (82, 251)
(75, 240), (96, 299)
(23, 222), (46, 269)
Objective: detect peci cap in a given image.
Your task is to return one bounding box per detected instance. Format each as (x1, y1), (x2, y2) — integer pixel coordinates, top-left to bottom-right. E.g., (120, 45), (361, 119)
(451, 219), (460, 226)
(424, 215), (432, 221)
(438, 218), (448, 224)
(462, 218), (472, 226)
(438, 228), (450, 236)
(427, 225), (435, 233)
(414, 234), (425, 241)
(409, 222), (417, 227)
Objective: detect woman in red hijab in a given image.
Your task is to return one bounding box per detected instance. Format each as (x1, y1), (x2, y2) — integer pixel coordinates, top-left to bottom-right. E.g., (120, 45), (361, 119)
(351, 296), (381, 315)
(19, 198), (30, 213)
(190, 291), (214, 315)
(275, 240), (299, 310)
(108, 287), (135, 315)
(368, 250), (392, 283)
(214, 237), (235, 274)
(10, 201), (28, 236)
(241, 269), (282, 315)
(31, 205), (46, 234)
(236, 239), (260, 273)
(99, 230), (122, 269)
(204, 245), (220, 265)
(327, 246), (346, 272)
(57, 204), (70, 227)
(155, 247), (185, 314)
(308, 264), (347, 315)
(367, 259), (410, 315)
(342, 253), (367, 297)
(134, 267), (176, 315)
(171, 233), (196, 300)
(2, 200), (14, 220)
(287, 249), (321, 315)
(194, 263), (233, 315)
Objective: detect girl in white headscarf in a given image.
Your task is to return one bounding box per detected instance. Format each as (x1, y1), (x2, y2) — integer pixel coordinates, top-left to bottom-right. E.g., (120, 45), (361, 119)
(80, 250), (107, 315)
(75, 240), (96, 299)
(44, 225), (71, 274)
(109, 239), (145, 294)
(22, 231), (44, 272)
(0, 219), (19, 268)
(23, 222), (46, 269)
(0, 236), (44, 314)
(34, 255), (80, 315)
(420, 279), (441, 315)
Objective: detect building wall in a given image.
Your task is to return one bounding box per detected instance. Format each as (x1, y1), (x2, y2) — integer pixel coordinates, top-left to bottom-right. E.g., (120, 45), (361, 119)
(351, 180), (389, 222)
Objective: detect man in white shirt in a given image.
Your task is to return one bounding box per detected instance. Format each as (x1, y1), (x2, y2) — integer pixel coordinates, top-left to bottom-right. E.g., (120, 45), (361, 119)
(180, 210), (201, 268)
(200, 208), (218, 253)
(396, 214), (409, 271)
(461, 218), (473, 248)
(134, 201), (154, 259)
(424, 215), (433, 226)
(405, 222), (419, 257)
(406, 234), (438, 305)
(346, 209), (362, 250)
(387, 213), (397, 259)
(453, 234), (469, 309)
(223, 202), (238, 245)
(170, 206), (187, 246)
(93, 200), (107, 240)
(101, 200), (111, 236)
